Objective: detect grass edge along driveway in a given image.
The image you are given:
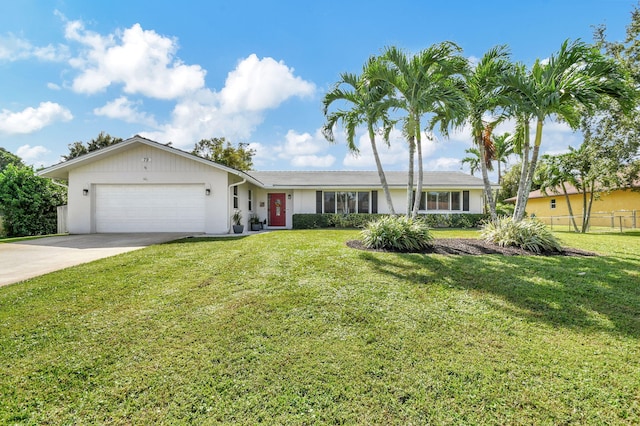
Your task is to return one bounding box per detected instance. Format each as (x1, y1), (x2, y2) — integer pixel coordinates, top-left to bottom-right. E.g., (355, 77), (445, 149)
(0, 229), (638, 424)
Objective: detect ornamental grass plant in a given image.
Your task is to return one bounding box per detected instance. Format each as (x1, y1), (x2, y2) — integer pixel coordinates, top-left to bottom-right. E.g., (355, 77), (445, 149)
(361, 215), (433, 251)
(481, 216), (562, 253)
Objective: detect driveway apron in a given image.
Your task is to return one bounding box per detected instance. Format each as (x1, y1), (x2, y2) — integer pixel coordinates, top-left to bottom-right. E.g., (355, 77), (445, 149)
(0, 233), (191, 287)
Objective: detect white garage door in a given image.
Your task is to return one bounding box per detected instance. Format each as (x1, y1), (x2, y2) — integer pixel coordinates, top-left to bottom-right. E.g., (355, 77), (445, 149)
(95, 184), (206, 232)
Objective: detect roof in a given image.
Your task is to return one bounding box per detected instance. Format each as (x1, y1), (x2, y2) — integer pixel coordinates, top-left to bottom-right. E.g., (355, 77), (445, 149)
(37, 135), (262, 186)
(504, 180), (640, 202)
(251, 170), (493, 189)
(37, 136), (494, 189)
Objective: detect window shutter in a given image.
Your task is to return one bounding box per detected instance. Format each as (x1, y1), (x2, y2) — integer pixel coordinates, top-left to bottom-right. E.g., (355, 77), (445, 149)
(316, 191), (323, 214)
(371, 191), (378, 214)
(463, 190), (470, 211)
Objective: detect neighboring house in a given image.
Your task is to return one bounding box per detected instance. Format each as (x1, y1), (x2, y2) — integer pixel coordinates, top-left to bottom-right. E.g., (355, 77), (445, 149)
(38, 136), (491, 234)
(505, 182), (640, 227)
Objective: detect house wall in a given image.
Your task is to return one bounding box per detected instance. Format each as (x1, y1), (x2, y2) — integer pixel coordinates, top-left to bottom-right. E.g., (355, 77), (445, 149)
(291, 188), (485, 216)
(525, 189), (640, 227)
(67, 145), (231, 234)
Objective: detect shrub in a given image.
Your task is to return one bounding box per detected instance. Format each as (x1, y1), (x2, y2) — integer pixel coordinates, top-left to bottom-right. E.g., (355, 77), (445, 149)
(481, 216), (562, 253)
(292, 214), (332, 229)
(361, 216), (433, 252)
(293, 213), (486, 230)
(419, 213), (488, 228)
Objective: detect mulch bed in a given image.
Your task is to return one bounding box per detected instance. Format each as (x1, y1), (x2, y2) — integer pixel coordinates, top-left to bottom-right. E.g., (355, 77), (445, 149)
(346, 238), (597, 257)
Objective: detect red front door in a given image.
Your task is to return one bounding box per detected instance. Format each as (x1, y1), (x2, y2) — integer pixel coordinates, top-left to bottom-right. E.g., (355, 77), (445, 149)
(269, 193), (286, 227)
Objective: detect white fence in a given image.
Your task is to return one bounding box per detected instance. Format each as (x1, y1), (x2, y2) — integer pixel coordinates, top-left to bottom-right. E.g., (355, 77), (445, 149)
(537, 210), (638, 232)
(57, 205), (68, 234)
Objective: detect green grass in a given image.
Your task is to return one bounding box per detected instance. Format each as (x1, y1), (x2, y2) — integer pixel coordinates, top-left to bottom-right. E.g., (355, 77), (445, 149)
(1, 230), (639, 424)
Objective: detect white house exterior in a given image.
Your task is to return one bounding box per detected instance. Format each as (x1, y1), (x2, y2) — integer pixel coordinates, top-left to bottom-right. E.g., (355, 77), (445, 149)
(38, 136), (492, 234)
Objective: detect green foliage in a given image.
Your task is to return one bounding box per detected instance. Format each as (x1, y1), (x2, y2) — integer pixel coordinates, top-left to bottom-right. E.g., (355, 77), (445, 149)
(0, 147), (24, 172)
(495, 202), (515, 217)
(192, 137), (255, 171)
(293, 213), (486, 230)
(481, 216), (562, 253)
(63, 131), (123, 161)
(361, 215), (433, 251)
(419, 213), (488, 228)
(0, 164), (67, 237)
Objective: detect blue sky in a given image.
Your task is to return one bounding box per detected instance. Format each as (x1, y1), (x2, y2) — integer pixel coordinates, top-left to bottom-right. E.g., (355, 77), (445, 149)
(0, 0), (636, 176)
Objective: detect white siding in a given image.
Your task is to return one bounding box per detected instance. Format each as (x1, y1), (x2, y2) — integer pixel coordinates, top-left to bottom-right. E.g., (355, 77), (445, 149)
(67, 145), (230, 234)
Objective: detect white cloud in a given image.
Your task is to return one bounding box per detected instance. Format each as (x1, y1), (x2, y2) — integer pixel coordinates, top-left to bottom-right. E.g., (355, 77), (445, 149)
(342, 128), (409, 169)
(141, 54), (316, 147)
(47, 82), (61, 90)
(220, 54), (315, 113)
(291, 154), (335, 168)
(94, 96), (157, 126)
(65, 20), (205, 99)
(16, 144), (50, 162)
(270, 129), (336, 168)
(0, 102), (73, 134)
(425, 157), (461, 171)
(0, 33), (68, 62)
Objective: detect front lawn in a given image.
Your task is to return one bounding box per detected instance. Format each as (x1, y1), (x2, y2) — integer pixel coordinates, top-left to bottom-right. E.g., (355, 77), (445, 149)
(1, 230), (638, 424)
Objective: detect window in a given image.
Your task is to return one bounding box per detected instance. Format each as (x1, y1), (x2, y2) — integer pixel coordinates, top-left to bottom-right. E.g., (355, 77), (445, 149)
(248, 189), (253, 211)
(451, 192), (461, 211)
(424, 191), (463, 211)
(411, 191), (427, 210)
(233, 186), (238, 209)
(322, 191), (371, 214)
(357, 192), (370, 213)
(324, 192), (335, 213)
(337, 192), (356, 214)
(550, 198), (556, 209)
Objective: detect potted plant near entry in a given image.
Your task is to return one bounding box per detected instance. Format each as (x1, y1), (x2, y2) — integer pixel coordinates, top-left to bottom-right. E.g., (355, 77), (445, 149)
(249, 213), (262, 231)
(232, 210), (244, 234)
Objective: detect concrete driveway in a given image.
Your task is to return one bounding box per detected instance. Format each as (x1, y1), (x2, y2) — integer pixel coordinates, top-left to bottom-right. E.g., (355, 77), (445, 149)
(0, 233), (192, 287)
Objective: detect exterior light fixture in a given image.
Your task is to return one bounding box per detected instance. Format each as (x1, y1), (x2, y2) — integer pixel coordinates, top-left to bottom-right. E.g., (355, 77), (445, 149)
(287, 194), (291, 200)
(205, 188), (211, 196)
(83, 188), (89, 196)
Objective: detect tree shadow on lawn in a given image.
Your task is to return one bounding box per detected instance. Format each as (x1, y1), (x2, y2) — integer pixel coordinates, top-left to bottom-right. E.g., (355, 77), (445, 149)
(359, 251), (640, 338)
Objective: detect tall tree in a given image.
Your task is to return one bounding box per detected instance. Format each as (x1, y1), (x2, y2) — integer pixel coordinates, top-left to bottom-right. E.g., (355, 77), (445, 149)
(0, 164), (67, 237)
(462, 45), (514, 220)
(63, 131), (124, 160)
(503, 39), (635, 221)
(369, 43), (467, 217)
(535, 154), (581, 232)
(192, 137), (255, 171)
(322, 57), (397, 214)
(0, 147), (24, 172)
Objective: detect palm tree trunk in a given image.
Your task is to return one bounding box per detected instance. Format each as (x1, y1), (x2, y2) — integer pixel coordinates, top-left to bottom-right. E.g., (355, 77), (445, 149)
(478, 133), (497, 221)
(513, 120), (530, 221)
(368, 125), (395, 215)
(406, 134), (415, 218)
(582, 179), (596, 233)
(514, 119), (542, 222)
(561, 182), (580, 232)
(412, 121), (424, 219)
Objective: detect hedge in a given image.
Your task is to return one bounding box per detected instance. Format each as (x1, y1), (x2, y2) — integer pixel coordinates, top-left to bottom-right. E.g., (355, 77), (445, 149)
(292, 213), (489, 229)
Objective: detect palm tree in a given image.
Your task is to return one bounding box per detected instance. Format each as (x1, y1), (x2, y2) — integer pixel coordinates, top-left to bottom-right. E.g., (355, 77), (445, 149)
(322, 57), (397, 214)
(492, 132), (514, 184)
(461, 45), (513, 221)
(535, 154), (581, 232)
(503, 39), (635, 221)
(460, 147), (482, 176)
(368, 43), (467, 218)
